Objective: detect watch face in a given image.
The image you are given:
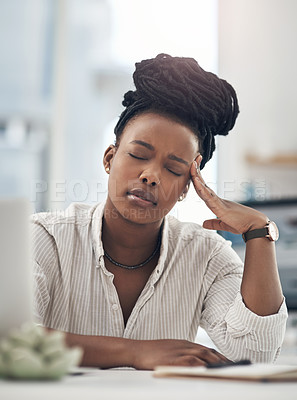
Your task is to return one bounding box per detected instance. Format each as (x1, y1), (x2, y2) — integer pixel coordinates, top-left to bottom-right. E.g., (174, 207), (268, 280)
(268, 221), (279, 241)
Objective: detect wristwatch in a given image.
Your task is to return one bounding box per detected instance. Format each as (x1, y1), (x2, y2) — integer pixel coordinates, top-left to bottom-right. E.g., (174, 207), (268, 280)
(242, 220), (279, 243)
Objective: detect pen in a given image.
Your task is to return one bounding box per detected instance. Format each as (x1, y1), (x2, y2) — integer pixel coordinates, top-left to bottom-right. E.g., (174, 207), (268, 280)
(206, 359), (251, 369)
(68, 372), (85, 376)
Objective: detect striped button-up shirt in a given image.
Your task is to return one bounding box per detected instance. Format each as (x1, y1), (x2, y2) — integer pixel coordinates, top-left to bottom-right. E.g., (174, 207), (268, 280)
(31, 201), (287, 362)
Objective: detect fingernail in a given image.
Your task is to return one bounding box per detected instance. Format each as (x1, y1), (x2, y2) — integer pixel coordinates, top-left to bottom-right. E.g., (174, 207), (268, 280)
(193, 160), (198, 173)
(194, 160), (200, 174)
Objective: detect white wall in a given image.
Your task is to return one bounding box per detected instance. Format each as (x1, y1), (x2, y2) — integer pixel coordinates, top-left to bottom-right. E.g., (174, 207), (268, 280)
(218, 0), (297, 201)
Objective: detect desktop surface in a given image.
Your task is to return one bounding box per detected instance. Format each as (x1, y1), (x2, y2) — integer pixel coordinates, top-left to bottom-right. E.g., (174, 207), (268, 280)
(1, 368), (297, 400)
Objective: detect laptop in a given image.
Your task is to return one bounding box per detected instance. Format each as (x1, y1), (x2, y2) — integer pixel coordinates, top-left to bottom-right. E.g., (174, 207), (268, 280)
(0, 198), (33, 338)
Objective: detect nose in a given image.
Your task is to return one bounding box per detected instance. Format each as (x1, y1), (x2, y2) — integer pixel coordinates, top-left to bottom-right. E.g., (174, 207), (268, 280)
(139, 170), (160, 187)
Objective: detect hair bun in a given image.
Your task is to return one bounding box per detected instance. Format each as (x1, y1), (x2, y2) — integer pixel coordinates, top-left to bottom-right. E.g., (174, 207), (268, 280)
(122, 90), (139, 107)
(115, 53), (239, 169)
(133, 54), (193, 109)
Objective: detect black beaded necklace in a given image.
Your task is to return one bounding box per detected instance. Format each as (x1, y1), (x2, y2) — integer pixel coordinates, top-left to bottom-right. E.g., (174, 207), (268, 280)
(104, 234), (161, 270)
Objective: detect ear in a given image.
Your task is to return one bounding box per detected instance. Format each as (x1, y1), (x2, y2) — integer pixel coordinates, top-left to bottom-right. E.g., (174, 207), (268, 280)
(103, 145), (117, 173)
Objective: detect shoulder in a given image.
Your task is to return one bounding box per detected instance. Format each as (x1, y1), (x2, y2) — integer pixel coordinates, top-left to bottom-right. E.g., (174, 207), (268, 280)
(165, 215), (243, 276)
(167, 214), (227, 249)
(30, 202), (99, 233)
(31, 202), (103, 265)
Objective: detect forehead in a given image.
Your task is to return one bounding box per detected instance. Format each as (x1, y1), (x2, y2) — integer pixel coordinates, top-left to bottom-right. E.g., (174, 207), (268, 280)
(120, 113), (199, 152)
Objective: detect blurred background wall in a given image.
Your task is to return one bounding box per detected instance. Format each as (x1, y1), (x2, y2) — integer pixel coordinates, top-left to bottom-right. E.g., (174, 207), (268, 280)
(218, 0), (297, 201)
(0, 0), (296, 216)
(0, 0), (218, 223)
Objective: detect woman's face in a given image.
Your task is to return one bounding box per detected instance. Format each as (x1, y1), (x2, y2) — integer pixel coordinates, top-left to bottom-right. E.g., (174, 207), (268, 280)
(104, 112), (199, 225)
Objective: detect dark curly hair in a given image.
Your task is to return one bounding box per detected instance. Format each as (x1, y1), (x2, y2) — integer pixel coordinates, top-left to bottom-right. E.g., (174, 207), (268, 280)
(114, 53), (239, 169)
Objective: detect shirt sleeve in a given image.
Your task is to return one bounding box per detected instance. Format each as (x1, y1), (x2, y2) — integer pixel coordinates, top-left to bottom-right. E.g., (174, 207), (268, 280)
(199, 240), (288, 363)
(31, 218), (59, 325)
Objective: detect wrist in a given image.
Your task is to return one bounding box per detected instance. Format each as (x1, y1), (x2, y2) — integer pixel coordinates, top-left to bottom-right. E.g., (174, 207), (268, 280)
(125, 339), (139, 368)
(245, 216), (269, 232)
(242, 220), (279, 243)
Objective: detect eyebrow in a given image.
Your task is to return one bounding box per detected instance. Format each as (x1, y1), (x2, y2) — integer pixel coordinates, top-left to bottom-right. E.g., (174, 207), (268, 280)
(130, 140), (154, 151)
(168, 154), (189, 166)
(129, 140), (189, 166)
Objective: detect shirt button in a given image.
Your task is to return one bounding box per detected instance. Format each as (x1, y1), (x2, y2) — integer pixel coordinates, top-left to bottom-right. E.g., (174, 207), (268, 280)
(112, 304), (119, 311)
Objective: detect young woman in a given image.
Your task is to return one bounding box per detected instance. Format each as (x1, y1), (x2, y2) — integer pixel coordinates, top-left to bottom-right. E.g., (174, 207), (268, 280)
(32, 54), (287, 369)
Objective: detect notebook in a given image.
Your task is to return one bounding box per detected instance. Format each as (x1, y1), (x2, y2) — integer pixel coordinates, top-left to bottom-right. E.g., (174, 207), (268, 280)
(153, 363), (297, 382)
(0, 198), (33, 338)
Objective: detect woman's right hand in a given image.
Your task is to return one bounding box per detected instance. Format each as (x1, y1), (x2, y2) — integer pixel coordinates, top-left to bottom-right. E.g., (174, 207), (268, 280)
(131, 339), (229, 370)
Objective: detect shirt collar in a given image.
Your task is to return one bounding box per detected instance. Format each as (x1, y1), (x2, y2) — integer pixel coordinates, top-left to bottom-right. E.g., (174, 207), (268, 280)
(91, 200), (169, 276)
(91, 200), (105, 263)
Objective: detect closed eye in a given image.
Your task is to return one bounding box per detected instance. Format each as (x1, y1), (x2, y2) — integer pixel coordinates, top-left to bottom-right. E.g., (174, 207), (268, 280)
(128, 153), (147, 160)
(129, 153), (182, 176)
(167, 168), (182, 177)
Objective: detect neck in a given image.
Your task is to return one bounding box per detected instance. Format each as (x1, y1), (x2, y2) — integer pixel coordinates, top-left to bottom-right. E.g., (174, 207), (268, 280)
(102, 199), (163, 264)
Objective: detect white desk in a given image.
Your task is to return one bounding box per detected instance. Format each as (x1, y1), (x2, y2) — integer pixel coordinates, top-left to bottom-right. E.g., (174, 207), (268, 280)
(1, 368), (297, 400)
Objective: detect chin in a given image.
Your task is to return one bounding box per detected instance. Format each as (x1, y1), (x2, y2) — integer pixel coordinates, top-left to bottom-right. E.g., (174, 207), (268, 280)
(122, 207), (159, 223)
(108, 196), (172, 224)
(112, 203), (160, 224)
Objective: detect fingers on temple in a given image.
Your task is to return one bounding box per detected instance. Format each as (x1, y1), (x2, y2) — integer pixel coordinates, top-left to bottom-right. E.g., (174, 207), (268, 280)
(191, 158), (203, 178)
(192, 176), (216, 202)
(190, 161), (216, 196)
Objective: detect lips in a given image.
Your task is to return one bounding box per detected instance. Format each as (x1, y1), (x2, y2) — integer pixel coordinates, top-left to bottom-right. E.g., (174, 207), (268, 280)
(128, 188), (157, 205)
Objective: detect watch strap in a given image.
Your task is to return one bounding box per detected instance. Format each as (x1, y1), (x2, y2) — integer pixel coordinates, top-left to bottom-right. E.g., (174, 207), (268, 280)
(242, 226), (269, 243)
